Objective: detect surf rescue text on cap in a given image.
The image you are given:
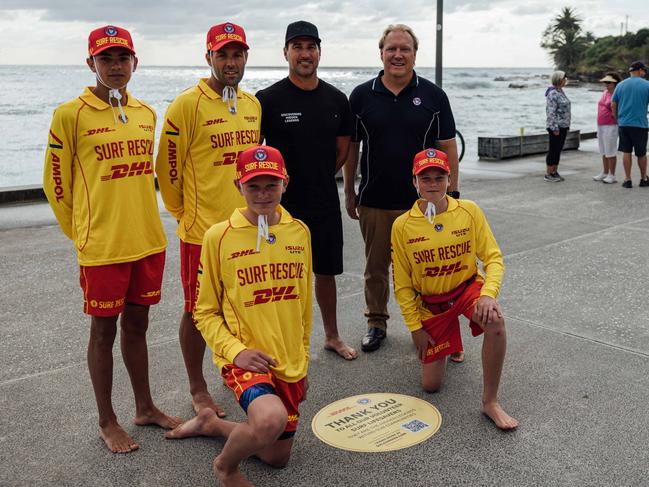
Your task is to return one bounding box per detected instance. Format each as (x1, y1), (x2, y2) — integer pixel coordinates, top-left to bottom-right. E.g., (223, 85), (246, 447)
(237, 146), (288, 184)
(412, 148), (450, 175)
(207, 22), (249, 52)
(88, 26), (135, 56)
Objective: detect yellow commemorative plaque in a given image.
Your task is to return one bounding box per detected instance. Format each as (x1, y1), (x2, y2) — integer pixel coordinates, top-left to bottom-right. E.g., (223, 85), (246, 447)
(311, 393), (441, 452)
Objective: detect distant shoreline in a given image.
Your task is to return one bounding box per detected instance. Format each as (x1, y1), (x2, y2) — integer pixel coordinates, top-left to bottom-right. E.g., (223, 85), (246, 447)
(0, 64), (554, 70)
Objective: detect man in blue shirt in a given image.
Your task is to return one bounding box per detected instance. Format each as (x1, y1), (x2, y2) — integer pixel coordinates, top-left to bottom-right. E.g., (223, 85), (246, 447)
(612, 61), (649, 188)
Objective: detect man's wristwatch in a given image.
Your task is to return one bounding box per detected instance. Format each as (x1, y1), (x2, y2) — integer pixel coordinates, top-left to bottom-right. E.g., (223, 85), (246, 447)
(447, 191), (460, 199)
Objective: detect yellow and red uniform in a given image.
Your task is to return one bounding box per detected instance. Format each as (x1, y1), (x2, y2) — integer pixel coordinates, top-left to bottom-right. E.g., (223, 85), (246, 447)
(155, 79), (262, 245)
(194, 206), (312, 383)
(43, 87), (166, 266)
(391, 197), (504, 333)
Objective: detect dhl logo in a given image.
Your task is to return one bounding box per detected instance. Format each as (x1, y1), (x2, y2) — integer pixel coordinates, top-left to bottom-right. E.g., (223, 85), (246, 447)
(101, 161), (153, 181)
(229, 249), (256, 260)
(407, 236), (429, 244)
(423, 261), (468, 277)
(203, 118), (226, 126)
(140, 290), (161, 298)
(329, 406), (353, 417)
(84, 127), (116, 137)
(214, 151), (241, 167)
(244, 286), (298, 307)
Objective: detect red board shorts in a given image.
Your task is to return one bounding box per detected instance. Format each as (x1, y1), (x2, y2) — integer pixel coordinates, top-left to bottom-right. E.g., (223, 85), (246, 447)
(180, 240), (202, 313)
(79, 251), (165, 317)
(420, 278), (485, 364)
(222, 364), (306, 437)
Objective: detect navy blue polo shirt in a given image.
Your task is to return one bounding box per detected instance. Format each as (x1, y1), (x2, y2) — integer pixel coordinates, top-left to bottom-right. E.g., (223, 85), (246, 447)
(350, 70), (456, 210)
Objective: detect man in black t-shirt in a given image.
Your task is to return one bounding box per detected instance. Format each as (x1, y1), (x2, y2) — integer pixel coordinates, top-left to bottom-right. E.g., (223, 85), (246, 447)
(343, 24), (460, 353)
(256, 20), (357, 360)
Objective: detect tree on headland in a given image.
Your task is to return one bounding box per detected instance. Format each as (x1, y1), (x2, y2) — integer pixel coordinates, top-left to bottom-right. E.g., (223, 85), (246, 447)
(583, 28), (649, 75)
(541, 7), (593, 76)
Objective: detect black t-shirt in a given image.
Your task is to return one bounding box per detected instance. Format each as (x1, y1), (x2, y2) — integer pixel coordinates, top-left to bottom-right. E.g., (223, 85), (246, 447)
(256, 78), (354, 212)
(350, 71), (456, 210)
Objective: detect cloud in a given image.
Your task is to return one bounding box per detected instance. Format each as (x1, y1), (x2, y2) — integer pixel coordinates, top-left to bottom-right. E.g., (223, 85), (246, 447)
(1, 0), (648, 67)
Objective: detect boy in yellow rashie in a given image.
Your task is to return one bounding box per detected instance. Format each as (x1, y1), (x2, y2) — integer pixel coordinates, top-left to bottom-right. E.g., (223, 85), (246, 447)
(43, 26), (181, 453)
(391, 148), (518, 431)
(165, 145), (312, 486)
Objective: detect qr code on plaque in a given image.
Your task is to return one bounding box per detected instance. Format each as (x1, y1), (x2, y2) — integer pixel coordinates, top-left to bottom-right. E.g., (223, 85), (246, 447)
(401, 419), (429, 433)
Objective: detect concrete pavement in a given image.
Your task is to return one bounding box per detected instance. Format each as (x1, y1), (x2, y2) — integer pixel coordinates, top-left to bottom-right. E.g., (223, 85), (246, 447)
(2, 141), (649, 486)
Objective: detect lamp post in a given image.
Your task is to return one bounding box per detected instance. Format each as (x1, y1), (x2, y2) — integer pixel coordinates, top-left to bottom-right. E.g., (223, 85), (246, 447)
(435, 0), (443, 88)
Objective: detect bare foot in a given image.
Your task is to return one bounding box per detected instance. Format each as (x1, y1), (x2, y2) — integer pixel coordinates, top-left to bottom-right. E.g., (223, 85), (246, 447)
(324, 337), (358, 360)
(166, 407), (223, 439)
(134, 406), (183, 430)
(214, 456), (255, 487)
(481, 402), (519, 431)
(99, 422), (139, 453)
(449, 351), (465, 363)
(192, 390), (227, 417)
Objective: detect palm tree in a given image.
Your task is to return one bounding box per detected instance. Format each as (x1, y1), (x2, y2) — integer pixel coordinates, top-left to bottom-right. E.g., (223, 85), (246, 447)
(541, 7), (593, 76)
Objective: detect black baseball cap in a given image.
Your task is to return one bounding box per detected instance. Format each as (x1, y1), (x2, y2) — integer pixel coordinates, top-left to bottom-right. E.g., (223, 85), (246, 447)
(285, 20), (321, 46)
(629, 61), (647, 72)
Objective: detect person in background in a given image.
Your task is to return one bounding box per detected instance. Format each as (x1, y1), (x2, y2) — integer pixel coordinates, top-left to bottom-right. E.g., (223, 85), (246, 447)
(593, 72), (622, 184)
(544, 70), (571, 182)
(611, 61), (649, 189)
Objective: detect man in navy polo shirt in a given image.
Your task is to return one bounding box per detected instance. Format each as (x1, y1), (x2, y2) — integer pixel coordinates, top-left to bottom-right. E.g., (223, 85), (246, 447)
(343, 23), (460, 352)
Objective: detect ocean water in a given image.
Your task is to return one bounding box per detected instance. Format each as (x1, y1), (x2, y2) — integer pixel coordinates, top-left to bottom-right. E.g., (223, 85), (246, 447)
(0, 65), (603, 188)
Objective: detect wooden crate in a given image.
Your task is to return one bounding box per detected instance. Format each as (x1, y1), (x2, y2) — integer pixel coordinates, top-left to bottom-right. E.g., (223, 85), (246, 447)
(478, 130), (580, 160)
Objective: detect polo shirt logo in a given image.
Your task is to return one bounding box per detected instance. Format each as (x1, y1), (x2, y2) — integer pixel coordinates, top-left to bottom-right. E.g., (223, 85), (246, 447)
(412, 97), (422, 106)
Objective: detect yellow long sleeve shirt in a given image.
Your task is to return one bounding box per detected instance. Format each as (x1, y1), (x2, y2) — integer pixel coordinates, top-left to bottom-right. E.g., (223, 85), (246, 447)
(194, 206), (312, 382)
(391, 198), (504, 332)
(43, 88), (166, 266)
(155, 79), (261, 244)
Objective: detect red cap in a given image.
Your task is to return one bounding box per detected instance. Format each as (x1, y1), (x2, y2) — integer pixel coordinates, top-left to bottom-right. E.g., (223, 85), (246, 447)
(412, 148), (450, 175)
(206, 22), (249, 52)
(88, 25), (135, 56)
(237, 146), (288, 184)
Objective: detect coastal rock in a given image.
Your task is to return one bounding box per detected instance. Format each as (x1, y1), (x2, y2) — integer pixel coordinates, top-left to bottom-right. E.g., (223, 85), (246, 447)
(508, 83), (528, 89)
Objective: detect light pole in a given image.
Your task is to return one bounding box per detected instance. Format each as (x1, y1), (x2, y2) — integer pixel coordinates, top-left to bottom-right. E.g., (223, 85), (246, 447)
(435, 0), (443, 88)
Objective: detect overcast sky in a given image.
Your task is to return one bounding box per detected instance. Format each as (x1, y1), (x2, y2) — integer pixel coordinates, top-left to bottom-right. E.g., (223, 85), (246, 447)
(0, 1), (646, 67)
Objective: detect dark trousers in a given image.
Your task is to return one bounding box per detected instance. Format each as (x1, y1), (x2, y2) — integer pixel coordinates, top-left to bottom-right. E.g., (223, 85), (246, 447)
(546, 127), (568, 166)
